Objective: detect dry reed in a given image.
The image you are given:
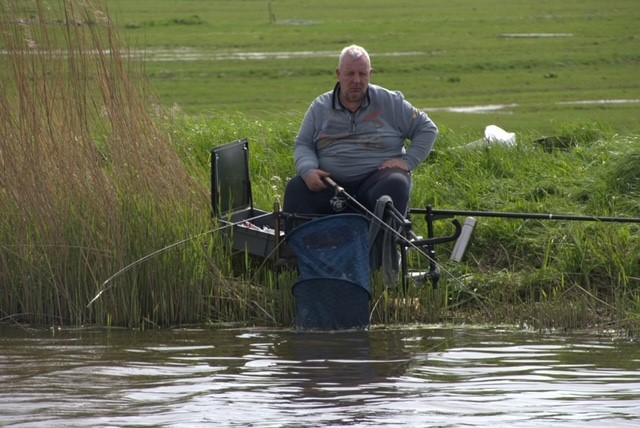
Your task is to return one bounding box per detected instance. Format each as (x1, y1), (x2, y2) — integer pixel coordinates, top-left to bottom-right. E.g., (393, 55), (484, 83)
(0, 0), (211, 326)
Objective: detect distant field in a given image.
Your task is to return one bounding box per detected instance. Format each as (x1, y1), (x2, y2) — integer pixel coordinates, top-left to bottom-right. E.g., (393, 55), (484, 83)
(111, 0), (639, 133)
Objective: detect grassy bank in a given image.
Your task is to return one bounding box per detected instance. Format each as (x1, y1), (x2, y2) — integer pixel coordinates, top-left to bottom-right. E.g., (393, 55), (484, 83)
(174, 114), (640, 332)
(1, 0), (639, 332)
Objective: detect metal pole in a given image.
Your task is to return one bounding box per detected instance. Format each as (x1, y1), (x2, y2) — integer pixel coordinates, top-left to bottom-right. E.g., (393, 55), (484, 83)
(410, 207), (640, 224)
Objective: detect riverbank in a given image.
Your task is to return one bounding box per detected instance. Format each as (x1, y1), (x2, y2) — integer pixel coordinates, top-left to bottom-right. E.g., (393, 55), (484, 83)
(1, 1), (638, 333)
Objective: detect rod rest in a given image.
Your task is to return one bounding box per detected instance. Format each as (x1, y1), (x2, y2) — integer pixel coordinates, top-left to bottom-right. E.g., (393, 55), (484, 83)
(408, 218), (462, 247)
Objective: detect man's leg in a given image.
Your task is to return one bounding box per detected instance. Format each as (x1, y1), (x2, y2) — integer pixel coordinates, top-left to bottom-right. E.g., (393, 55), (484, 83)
(357, 168), (411, 275)
(282, 176), (335, 232)
(356, 168), (412, 215)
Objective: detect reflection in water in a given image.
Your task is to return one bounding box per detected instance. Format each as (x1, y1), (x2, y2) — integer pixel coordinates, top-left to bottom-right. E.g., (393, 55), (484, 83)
(0, 326), (638, 427)
(276, 331), (408, 390)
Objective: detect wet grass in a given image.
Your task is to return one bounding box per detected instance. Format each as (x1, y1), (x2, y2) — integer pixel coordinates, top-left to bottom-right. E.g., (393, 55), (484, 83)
(102, 0), (640, 135)
(1, 0), (639, 333)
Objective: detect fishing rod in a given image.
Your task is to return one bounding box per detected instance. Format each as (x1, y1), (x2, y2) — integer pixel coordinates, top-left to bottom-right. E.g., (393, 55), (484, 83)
(321, 177), (488, 309)
(284, 177), (640, 307)
(86, 211), (275, 308)
(323, 177), (458, 255)
(410, 207), (640, 224)
(276, 176), (452, 271)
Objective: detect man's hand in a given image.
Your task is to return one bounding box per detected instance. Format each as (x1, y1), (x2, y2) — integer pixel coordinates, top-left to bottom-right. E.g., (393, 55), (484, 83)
(379, 158), (410, 172)
(303, 169), (331, 192)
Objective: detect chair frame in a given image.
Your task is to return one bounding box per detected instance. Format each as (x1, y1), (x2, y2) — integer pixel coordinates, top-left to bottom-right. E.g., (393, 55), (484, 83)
(211, 139), (462, 289)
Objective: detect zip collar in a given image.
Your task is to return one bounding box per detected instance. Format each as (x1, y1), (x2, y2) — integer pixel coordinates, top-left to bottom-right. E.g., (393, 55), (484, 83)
(332, 82), (370, 111)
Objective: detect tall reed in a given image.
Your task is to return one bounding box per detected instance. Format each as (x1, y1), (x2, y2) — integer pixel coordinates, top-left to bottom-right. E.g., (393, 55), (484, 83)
(0, 0), (212, 326)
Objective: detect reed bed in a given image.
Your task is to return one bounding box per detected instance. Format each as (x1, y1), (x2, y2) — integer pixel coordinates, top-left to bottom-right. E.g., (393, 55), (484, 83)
(1, 0), (639, 332)
(0, 0), (213, 327)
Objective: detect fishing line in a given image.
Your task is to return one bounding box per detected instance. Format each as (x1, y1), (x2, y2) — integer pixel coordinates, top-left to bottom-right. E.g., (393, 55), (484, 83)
(86, 211), (274, 308)
(323, 177), (442, 262)
(322, 177), (488, 310)
(88, 178), (482, 311)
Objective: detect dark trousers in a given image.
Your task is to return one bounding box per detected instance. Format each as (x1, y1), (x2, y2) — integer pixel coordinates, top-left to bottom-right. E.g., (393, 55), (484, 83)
(282, 167), (411, 232)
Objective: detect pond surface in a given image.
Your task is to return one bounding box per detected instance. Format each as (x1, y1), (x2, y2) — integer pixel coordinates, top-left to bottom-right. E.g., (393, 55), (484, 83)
(1, 325), (638, 427)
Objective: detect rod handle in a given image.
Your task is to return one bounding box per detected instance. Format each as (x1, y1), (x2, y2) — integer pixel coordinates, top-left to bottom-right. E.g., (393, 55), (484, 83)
(323, 176), (344, 193)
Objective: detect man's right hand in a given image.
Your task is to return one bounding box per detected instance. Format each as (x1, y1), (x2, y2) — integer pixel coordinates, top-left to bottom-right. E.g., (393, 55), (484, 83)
(303, 169), (331, 192)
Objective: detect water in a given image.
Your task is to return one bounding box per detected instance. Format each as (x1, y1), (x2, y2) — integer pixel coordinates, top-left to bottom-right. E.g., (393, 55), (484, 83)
(1, 325), (638, 427)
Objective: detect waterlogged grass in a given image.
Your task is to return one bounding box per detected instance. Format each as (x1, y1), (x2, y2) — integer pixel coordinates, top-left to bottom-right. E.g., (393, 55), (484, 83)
(102, 0), (640, 134)
(1, 0), (639, 332)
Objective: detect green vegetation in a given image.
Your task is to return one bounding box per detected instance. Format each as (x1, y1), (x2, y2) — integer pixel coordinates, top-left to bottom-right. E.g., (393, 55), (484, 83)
(1, 0), (639, 332)
(105, 0), (640, 135)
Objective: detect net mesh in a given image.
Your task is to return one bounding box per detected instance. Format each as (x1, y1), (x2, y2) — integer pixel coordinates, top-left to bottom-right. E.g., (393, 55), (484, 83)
(292, 278), (370, 330)
(286, 214), (371, 292)
(286, 214), (371, 330)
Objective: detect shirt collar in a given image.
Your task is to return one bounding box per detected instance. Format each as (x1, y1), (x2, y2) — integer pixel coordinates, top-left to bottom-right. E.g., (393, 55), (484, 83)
(332, 82), (370, 111)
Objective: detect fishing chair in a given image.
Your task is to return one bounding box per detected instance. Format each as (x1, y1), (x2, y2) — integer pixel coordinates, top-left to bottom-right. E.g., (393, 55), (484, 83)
(211, 139), (463, 289)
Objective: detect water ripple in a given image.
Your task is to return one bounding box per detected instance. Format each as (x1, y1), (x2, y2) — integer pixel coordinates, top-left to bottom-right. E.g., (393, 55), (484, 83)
(0, 327), (638, 427)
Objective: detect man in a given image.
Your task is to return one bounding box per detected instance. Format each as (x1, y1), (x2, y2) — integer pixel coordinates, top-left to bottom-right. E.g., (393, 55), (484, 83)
(283, 44), (438, 231)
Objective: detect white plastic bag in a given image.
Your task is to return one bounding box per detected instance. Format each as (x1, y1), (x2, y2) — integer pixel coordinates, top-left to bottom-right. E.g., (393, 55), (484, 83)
(484, 125), (516, 146)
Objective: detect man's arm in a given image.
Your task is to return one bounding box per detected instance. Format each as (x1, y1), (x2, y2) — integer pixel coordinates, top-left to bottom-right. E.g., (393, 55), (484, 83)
(398, 96), (438, 171)
(294, 102), (321, 179)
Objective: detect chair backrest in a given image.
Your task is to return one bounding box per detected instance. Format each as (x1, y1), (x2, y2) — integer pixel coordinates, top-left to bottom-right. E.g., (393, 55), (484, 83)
(211, 139), (253, 217)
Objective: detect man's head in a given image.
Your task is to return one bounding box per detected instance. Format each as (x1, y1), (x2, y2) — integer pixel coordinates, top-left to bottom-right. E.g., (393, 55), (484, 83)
(336, 45), (372, 107)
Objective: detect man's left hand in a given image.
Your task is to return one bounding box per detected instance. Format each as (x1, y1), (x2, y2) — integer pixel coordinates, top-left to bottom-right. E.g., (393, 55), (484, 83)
(379, 158), (410, 172)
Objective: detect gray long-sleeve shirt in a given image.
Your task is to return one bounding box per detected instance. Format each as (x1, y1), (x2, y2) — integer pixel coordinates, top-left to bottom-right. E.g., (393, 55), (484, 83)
(294, 83), (438, 183)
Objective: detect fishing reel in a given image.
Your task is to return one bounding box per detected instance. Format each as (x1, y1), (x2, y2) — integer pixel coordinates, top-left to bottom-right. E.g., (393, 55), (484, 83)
(330, 195), (347, 212)
(325, 176), (348, 212)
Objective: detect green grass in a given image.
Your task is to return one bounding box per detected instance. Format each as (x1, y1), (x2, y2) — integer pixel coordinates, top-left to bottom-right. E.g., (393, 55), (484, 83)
(174, 112), (640, 332)
(101, 0), (640, 134)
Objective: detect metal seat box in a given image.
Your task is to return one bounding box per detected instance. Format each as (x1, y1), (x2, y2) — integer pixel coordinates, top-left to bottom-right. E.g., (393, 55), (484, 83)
(211, 139), (282, 259)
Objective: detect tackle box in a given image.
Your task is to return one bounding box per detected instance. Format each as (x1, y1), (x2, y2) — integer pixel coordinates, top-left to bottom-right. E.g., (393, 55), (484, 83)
(211, 139), (283, 259)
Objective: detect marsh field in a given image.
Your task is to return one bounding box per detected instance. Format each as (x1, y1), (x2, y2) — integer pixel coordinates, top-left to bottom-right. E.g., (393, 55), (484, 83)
(108, 0), (640, 134)
(1, 0), (639, 331)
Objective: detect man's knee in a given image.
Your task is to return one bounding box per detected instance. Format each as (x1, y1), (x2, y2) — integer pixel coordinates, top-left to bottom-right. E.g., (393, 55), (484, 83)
(360, 168), (411, 212)
(283, 176), (308, 210)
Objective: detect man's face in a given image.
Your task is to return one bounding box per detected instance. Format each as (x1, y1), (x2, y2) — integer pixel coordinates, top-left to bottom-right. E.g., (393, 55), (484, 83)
(336, 55), (371, 105)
